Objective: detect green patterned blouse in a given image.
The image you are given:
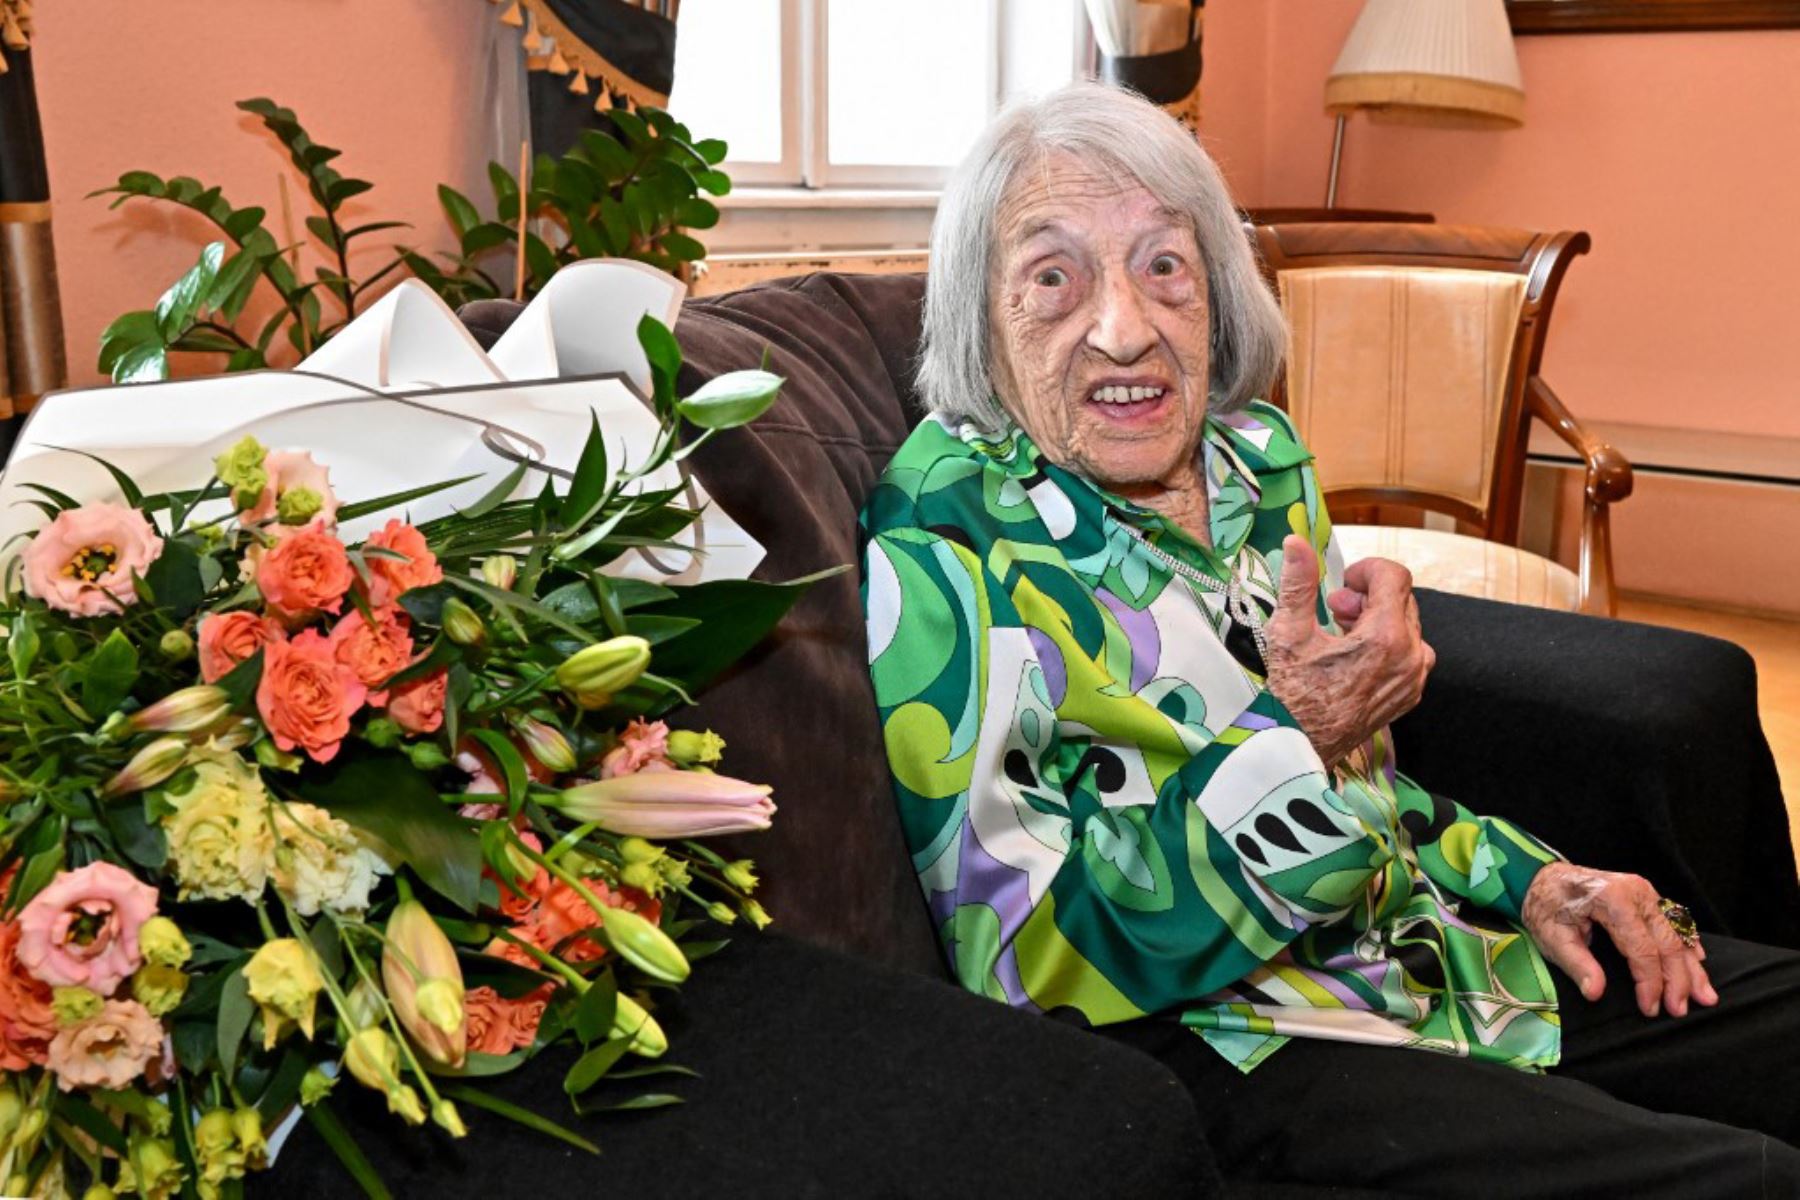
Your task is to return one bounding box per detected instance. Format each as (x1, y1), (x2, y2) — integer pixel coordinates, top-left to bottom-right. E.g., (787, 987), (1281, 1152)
(860, 402), (1565, 1073)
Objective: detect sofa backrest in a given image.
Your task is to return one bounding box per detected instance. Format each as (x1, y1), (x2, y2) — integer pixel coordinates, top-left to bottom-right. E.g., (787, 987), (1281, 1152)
(464, 271), (946, 976)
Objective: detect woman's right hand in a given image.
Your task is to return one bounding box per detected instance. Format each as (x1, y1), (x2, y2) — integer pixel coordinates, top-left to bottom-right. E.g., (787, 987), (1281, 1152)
(1263, 537), (1435, 767)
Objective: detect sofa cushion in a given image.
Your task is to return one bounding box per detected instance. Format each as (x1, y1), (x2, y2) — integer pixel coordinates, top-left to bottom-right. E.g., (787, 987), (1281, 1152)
(467, 272), (944, 976)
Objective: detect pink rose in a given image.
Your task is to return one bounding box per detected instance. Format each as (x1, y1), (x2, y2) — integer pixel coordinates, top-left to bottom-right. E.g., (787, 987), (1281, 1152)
(256, 522), (355, 622)
(388, 668), (447, 736)
(46, 998), (163, 1091)
(256, 629), (368, 764)
(240, 450), (340, 530)
(600, 718), (675, 779)
(21, 503), (164, 617)
(464, 984), (551, 1056)
(362, 520), (442, 607)
(329, 606), (414, 705)
(198, 611), (285, 683)
(16, 862), (159, 994)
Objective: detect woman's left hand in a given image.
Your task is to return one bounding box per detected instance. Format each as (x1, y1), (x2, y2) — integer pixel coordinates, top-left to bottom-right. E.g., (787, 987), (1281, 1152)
(1521, 861), (1718, 1018)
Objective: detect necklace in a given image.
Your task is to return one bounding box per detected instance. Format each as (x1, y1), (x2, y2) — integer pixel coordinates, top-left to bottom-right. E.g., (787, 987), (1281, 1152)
(1119, 523), (1271, 666)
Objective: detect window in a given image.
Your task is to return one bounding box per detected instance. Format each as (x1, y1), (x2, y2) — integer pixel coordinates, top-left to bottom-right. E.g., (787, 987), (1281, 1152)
(671, 0), (1085, 190)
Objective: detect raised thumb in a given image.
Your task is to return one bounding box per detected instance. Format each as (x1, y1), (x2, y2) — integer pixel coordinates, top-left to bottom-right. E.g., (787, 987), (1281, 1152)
(1276, 535), (1322, 624)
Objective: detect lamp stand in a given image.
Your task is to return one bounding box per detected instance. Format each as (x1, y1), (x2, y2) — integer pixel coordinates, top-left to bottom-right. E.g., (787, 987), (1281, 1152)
(1324, 113), (1346, 208)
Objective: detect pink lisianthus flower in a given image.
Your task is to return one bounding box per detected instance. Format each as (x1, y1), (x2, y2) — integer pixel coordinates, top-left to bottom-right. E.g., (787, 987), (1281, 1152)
(46, 998), (164, 1091)
(16, 862), (159, 994)
(240, 450), (340, 531)
(600, 718), (676, 779)
(21, 503), (164, 617)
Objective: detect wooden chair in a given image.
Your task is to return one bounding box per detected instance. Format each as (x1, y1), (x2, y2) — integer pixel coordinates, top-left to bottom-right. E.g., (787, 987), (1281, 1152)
(1252, 222), (1632, 615)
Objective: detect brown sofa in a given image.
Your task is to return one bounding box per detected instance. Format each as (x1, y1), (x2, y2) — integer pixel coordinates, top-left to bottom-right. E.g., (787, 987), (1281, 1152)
(266, 271), (1799, 1199)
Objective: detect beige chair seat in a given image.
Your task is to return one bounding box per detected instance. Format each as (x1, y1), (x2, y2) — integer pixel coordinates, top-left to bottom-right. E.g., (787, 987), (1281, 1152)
(1334, 524), (1581, 612)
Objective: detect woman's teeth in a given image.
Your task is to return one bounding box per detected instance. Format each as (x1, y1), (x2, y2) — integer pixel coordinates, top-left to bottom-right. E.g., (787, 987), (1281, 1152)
(1091, 386), (1166, 405)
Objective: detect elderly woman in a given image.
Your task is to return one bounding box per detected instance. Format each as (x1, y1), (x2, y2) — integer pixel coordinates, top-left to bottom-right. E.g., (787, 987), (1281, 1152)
(861, 83), (1800, 1195)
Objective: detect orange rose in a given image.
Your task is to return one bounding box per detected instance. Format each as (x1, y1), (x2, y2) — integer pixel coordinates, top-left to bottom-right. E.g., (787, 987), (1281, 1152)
(363, 520), (442, 607)
(198, 611), (284, 684)
(329, 606), (414, 705)
(256, 522), (354, 622)
(256, 629), (368, 764)
(388, 668), (447, 736)
(463, 984), (551, 1056)
(0, 920), (55, 1070)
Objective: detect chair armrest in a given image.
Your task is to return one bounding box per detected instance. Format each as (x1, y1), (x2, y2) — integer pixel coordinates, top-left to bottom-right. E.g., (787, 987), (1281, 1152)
(1394, 590), (1800, 949)
(1528, 377), (1633, 505)
(260, 932), (1219, 1198)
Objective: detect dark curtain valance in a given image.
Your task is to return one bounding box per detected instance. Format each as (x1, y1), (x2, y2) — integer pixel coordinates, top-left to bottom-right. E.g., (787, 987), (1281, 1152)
(493, 0), (679, 158)
(0, 27), (66, 440)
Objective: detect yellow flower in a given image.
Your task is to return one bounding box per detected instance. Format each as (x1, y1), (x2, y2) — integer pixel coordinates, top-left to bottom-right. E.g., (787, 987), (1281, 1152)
(131, 964), (190, 1017)
(123, 1133), (185, 1200)
(722, 860), (760, 893)
(137, 916), (192, 968)
(194, 1108), (248, 1194)
(51, 986), (104, 1027)
(666, 728), (726, 767)
(232, 1107), (267, 1172)
(269, 801), (390, 917)
(243, 938), (322, 1050)
(162, 749), (276, 904)
(299, 1064), (336, 1105)
(743, 899), (773, 930)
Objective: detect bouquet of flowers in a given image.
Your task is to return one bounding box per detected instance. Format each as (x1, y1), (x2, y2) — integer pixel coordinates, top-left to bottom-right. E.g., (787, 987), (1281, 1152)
(0, 321), (805, 1199)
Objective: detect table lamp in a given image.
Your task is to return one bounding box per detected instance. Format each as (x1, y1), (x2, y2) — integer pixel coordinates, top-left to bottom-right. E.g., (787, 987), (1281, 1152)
(1323, 0), (1524, 207)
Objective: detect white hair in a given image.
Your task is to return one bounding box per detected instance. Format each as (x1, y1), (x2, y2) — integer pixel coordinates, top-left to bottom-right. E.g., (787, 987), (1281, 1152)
(917, 82), (1286, 426)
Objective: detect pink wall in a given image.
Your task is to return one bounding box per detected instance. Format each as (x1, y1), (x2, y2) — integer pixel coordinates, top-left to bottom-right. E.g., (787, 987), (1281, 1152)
(1201, 0), (1800, 440)
(31, 1), (493, 388)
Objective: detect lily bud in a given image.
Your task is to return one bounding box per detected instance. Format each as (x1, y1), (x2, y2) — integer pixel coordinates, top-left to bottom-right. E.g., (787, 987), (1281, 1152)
(102, 736), (188, 798)
(705, 901), (738, 926)
(0, 1086), (20, 1144)
(381, 900), (467, 1067)
(404, 740), (451, 771)
(158, 628), (195, 663)
(431, 1099), (468, 1138)
(389, 1085), (427, 1126)
(618, 837), (663, 865)
(125, 685), (232, 736)
(344, 978), (384, 1031)
(15, 1105), (46, 1147)
(481, 554), (518, 591)
(208, 718), (259, 752)
(554, 636), (650, 709)
(551, 770), (775, 839)
(513, 717), (577, 775)
(612, 992), (668, 1057)
(441, 597), (487, 648)
(344, 1026), (400, 1093)
(596, 903), (689, 984)
(666, 728), (725, 767)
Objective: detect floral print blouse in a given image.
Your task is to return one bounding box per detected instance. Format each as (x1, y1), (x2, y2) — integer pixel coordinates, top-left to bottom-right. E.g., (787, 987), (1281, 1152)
(860, 402), (1564, 1073)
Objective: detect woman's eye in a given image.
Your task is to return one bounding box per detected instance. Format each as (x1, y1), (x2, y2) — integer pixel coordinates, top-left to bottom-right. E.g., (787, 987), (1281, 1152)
(1150, 254), (1180, 277)
(1035, 267), (1068, 288)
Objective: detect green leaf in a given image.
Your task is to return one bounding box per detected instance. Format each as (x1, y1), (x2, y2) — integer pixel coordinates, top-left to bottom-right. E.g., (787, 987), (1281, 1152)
(635, 569), (841, 693)
(573, 969), (618, 1045)
(697, 169), (733, 197)
(444, 574), (594, 644)
(343, 219), (410, 242)
(327, 177), (374, 205)
(608, 109), (650, 148)
(305, 1102), (396, 1200)
(461, 221), (515, 256)
(295, 751), (482, 912)
(9, 611), (38, 679)
(604, 1061), (701, 1081)
(563, 1037), (632, 1095)
(574, 1092), (685, 1114)
(438, 1082), (600, 1155)
(206, 250), (263, 322)
(105, 795), (168, 869)
(674, 197), (720, 230)
(155, 241), (226, 341)
(426, 1049), (526, 1078)
(337, 474), (479, 523)
(622, 614), (699, 646)
(439, 183), (481, 239)
(216, 646), (264, 712)
(53, 1094), (130, 1155)
(457, 461), (528, 521)
(82, 629), (141, 718)
(465, 728), (529, 813)
(636, 316), (682, 419)
(559, 411), (611, 527)
(523, 232), (558, 287)
(217, 966), (253, 1078)
(658, 232), (706, 263)
(676, 369), (783, 430)
(694, 138), (729, 165)
(222, 205), (267, 241)
(142, 538), (205, 618)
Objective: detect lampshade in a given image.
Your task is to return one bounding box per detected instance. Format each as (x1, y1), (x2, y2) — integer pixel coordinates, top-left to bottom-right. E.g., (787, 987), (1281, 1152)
(1325, 0), (1524, 128)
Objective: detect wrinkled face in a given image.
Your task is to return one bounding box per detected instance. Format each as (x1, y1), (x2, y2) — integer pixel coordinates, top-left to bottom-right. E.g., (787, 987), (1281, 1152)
(988, 152), (1213, 494)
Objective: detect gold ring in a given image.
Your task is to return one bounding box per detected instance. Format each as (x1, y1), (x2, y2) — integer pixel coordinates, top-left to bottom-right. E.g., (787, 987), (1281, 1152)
(1658, 898), (1700, 949)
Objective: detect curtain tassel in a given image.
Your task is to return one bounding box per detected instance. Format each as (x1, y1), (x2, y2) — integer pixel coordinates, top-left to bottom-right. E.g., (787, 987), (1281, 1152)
(546, 47), (571, 75)
(499, 0), (524, 27)
(521, 15), (544, 52)
(593, 89), (614, 113)
(569, 68), (590, 95)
